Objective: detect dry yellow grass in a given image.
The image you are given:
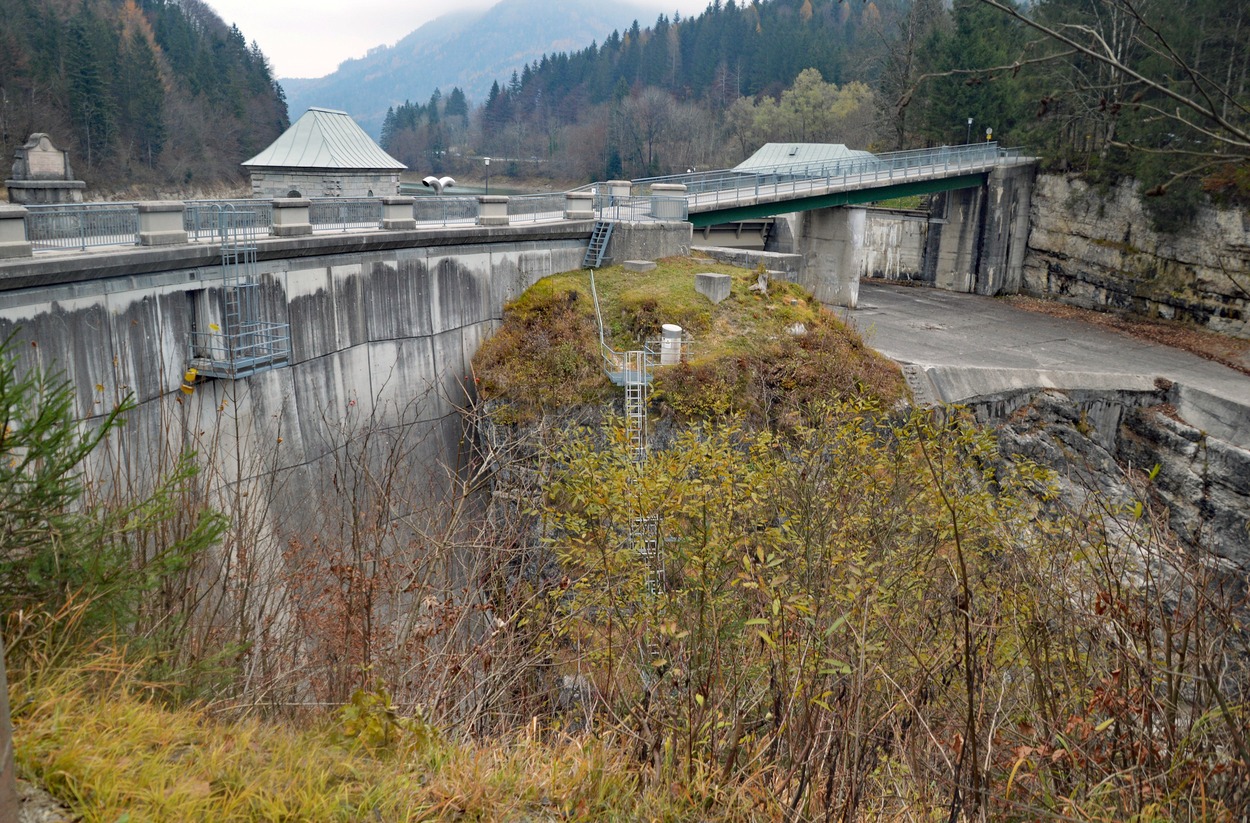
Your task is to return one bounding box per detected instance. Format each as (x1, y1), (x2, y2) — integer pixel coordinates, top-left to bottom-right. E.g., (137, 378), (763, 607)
(12, 650), (774, 822)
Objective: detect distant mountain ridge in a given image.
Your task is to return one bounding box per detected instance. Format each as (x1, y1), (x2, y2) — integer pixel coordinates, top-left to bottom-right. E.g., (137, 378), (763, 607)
(280, 0), (652, 138)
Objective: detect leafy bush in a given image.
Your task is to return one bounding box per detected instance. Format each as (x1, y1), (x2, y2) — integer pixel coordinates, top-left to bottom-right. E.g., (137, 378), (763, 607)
(473, 288), (614, 420)
(530, 398), (1250, 819)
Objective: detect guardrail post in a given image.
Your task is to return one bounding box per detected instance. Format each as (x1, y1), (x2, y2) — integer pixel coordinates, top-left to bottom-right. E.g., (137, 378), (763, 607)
(381, 196), (416, 230)
(0, 205), (33, 259)
(564, 192), (594, 220)
(272, 198), (312, 237)
(137, 201), (188, 246)
(477, 195), (509, 226)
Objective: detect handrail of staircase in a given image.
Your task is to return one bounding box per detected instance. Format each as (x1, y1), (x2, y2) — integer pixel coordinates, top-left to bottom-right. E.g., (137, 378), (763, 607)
(587, 267), (623, 374)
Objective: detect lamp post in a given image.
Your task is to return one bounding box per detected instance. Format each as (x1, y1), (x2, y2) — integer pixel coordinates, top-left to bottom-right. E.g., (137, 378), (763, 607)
(966, 117), (973, 144)
(484, 157), (490, 195)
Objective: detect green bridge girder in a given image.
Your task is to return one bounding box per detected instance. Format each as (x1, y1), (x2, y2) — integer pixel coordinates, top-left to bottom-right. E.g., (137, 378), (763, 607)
(687, 172), (988, 227)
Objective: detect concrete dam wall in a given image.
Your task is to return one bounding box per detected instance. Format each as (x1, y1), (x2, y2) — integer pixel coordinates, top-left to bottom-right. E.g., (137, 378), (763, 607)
(0, 227), (593, 541)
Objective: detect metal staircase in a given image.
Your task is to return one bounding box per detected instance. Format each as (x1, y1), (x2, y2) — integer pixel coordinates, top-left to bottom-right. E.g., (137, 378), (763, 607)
(583, 220), (614, 269)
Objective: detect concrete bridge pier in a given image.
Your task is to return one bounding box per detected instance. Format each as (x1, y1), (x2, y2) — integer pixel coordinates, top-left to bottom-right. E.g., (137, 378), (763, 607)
(792, 207), (868, 308)
(977, 163), (1035, 295)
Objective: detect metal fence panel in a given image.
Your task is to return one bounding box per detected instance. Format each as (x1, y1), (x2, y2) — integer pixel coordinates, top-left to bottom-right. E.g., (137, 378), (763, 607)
(594, 194), (688, 222)
(412, 197), (477, 227)
(507, 193), (565, 223)
(185, 200), (272, 241)
(308, 198), (383, 232)
(26, 203), (139, 252)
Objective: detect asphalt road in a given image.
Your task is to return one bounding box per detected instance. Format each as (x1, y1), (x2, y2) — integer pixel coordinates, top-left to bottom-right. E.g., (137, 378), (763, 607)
(842, 281), (1250, 425)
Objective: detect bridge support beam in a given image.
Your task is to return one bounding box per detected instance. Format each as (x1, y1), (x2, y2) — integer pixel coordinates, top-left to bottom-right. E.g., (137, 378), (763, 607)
(795, 207), (867, 308)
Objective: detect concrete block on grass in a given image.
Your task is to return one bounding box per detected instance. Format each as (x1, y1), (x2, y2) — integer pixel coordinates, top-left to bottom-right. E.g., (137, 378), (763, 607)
(623, 260), (656, 272)
(695, 272), (732, 304)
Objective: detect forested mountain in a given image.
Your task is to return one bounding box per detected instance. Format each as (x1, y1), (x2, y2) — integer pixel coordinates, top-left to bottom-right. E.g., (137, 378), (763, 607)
(0, 0), (288, 194)
(902, 0), (1250, 229)
(385, 0), (1247, 231)
(383, 0), (894, 180)
(281, 0), (651, 139)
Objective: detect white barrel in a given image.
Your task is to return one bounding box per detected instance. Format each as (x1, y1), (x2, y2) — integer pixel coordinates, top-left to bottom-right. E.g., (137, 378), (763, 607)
(660, 323), (683, 365)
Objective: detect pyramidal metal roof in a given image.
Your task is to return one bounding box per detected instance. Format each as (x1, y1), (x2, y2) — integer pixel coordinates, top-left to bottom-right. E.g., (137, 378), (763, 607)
(243, 107), (406, 171)
(734, 143), (873, 172)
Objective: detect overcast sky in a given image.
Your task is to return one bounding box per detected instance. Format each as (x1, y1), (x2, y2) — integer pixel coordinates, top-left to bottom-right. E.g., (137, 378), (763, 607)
(207, 0), (711, 80)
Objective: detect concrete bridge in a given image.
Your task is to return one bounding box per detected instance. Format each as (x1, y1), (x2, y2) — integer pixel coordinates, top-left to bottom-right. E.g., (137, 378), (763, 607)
(635, 143), (1036, 306)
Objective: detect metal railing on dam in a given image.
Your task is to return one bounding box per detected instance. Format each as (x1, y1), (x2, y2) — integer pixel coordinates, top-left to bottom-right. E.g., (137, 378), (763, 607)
(24, 202), (141, 251)
(7, 143), (1029, 256)
(16, 191), (688, 254)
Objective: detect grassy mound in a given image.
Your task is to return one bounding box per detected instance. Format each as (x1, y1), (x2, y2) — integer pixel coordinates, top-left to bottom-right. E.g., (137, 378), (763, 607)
(472, 255), (905, 423)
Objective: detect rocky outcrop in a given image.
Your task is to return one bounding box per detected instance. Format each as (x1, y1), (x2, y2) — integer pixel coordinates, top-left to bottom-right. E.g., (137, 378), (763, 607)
(1023, 174), (1250, 339)
(964, 386), (1250, 569)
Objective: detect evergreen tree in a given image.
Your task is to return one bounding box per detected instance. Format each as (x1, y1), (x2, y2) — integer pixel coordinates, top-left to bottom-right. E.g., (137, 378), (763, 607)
(380, 106), (398, 149)
(66, 10), (118, 169)
(117, 30), (166, 168)
(445, 87), (469, 124)
(919, 0), (1028, 145)
(427, 88), (441, 125)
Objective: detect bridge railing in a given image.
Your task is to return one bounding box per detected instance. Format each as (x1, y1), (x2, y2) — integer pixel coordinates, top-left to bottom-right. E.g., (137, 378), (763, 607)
(25, 202), (140, 251)
(635, 143), (1020, 208)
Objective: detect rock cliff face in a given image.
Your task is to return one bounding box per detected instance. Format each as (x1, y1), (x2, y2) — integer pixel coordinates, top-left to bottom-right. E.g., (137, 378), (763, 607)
(964, 387), (1250, 569)
(1023, 174), (1250, 339)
